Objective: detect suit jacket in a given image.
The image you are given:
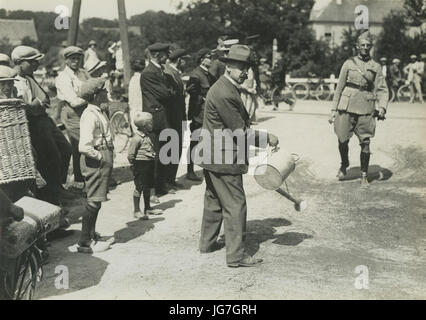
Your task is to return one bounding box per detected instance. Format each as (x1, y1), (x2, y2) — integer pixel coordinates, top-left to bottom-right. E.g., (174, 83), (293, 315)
(163, 64), (187, 130)
(140, 62), (174, 132)
(196, 75), (267, 175)
(332, 56), (388, 115)
(208, 59), (226, 83)
(186, 66), (214, 124)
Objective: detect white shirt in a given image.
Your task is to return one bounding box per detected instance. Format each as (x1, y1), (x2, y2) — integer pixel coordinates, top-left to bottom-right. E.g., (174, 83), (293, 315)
(128, 72), (142, 132)
(115, 48), (123, 71)
(84, 47), (100, 72)
(79, 104), (113, 160)
(55, 66), (91, 107)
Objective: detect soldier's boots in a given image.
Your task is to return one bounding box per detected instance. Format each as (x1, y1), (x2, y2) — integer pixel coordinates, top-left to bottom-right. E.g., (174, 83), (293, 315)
(360, 172), (369, 187)
(336, 165), (348, 180)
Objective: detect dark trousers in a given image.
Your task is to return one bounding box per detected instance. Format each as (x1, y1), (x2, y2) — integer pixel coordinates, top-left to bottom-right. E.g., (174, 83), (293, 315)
(28, 115), (72, 188)
(69, 136), (84, 183)
(165, 125), (183, 183)
(200, 169), (247, 264)
(152, 131), (167, 192)
(188, 120), (202, 167)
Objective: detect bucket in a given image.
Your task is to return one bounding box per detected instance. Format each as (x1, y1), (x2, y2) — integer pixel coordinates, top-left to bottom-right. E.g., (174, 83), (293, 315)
(254, 147), (299, 191)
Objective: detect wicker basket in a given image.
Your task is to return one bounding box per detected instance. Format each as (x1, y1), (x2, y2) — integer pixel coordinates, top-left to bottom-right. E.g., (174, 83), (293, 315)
(0, 98), (36, 185)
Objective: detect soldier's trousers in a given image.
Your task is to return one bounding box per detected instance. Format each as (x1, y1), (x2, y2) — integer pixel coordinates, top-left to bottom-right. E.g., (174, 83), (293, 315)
(334, 111), (375, 145)
(200, 170), (247, 264)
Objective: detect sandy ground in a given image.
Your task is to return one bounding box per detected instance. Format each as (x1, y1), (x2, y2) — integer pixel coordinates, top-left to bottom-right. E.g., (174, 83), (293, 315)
(34, 100), (426, 300)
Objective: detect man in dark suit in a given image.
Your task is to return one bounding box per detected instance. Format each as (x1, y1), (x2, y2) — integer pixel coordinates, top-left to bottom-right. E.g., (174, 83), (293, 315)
(196, 45), (279, 267)
(186, 48), (214, 181)
(163, 48), (188, 191)
(140, 43), (174, 196)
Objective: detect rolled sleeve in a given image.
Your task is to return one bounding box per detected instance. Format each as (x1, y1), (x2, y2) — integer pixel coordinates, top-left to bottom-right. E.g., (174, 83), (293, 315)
(55, 73), (87, 108)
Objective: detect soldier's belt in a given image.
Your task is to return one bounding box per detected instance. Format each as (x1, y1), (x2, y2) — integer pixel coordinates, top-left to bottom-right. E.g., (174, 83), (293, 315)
(346, 82), (373, 92)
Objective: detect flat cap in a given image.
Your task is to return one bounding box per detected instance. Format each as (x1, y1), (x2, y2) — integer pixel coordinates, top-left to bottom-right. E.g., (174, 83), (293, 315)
(0, 65), (18, 81)
(380, 57), (387, 62)
(169, 48), (187, 60)
(410, 54), (417, 59)
(77, 78), (106, 100)
(148, 42), (170, 53)
(392, 58), (401, 63)
(11, 46), (44, 63)
(63, 46), (84, 58)
(89, 40), (97, 46)
(0, 53), (11, 66)
(357, 31), (373, 44)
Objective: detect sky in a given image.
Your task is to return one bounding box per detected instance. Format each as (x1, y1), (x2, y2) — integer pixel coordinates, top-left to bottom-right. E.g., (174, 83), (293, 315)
(0, 0), (192, 20)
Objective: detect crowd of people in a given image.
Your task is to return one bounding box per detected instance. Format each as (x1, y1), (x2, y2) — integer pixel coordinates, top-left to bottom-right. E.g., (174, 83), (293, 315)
(380, 53), (425, 103)
(0, 31), (424, 269)
(0, 36), (279, 267)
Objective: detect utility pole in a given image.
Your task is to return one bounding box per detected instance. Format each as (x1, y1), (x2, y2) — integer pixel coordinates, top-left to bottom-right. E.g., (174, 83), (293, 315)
(117, 0), (131, 88)
(67, 0), (81, 45)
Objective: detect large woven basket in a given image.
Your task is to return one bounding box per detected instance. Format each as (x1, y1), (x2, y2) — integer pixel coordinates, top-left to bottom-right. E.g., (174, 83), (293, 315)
(0, 98), (36, 184)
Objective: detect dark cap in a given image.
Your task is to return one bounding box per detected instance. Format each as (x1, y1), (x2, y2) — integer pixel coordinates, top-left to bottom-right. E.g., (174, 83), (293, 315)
(148, 43), (170, 53)
(169, 48), (187, 61)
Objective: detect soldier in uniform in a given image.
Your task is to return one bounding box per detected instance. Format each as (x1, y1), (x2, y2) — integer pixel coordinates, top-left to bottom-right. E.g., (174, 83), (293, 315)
(329, 32), (388, 186)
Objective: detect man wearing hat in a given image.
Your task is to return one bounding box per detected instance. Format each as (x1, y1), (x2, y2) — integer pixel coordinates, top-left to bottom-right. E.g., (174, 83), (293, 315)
(163, 48), (188, 191)
(329, 32), (389, 186)
(186, 48), (215, 181)
(12, 45), (73, 204)
(197, 44), (279, 267)
(404, 54), (424, 103)
(56, 46), (92, 190)
(140, 42), (174, 196)
(209, 39), (238, 83)
(0, 53), (11, 67)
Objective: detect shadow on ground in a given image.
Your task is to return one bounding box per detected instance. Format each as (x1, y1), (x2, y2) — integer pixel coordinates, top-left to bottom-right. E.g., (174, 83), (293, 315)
(245, 218), (313, 256)
(341, 165), (393, 182)
(35, 229), (109, 299)
(114, 217), (164, 243)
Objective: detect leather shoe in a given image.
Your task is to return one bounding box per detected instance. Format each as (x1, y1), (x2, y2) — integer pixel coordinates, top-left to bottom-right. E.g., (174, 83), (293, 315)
(200, 242), (225, 254)
(227, 254), (263, 268)
(186, 172), (202, 181)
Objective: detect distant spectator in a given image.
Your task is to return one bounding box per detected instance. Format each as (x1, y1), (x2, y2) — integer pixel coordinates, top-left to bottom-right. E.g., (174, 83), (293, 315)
(404, 54), (424, 103)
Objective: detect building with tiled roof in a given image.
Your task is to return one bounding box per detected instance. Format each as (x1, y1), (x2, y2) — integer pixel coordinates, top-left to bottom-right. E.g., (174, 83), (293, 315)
(0, 18), (38, 45)
(309, 0), (405, 47)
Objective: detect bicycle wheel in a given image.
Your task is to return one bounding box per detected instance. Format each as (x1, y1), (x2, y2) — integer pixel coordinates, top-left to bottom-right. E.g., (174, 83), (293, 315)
(397, 85), (411, 102)
(314, 84), (332, 101)
(1, 247), (40, 300)
(292, 83), (309, 100)
(110, 111), (131, 153)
